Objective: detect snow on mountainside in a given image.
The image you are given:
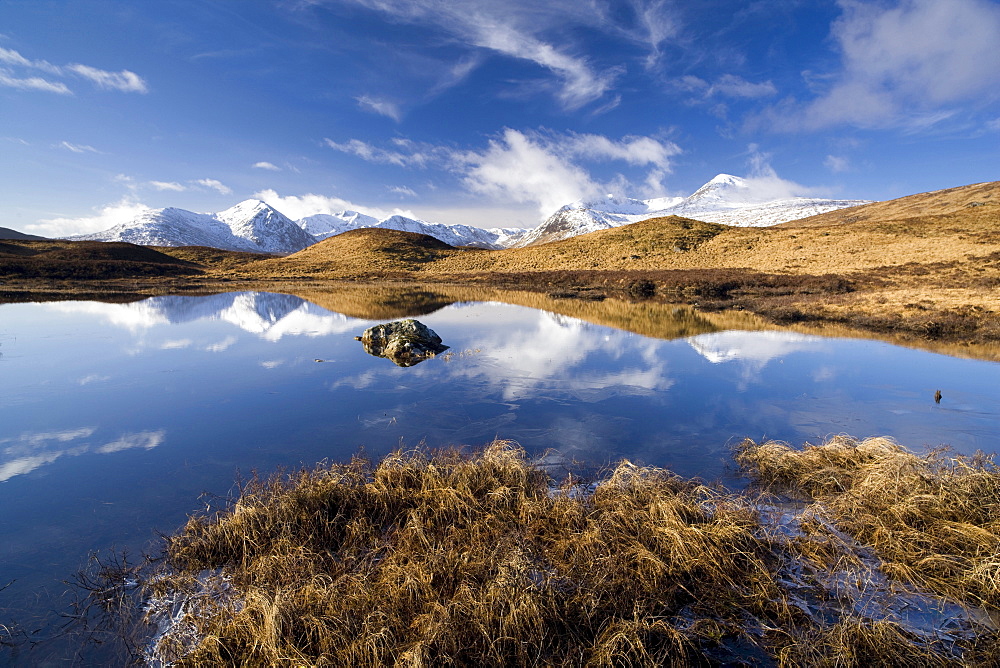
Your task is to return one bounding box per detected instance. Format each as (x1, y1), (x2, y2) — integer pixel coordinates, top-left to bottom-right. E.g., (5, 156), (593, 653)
(517, 174), (870, 246)
(73, 200), (314, 254)
(76, 201), (525, 252)
(298, 211), (379, 238)
(299, 212), (524, 249)
(215, 200), (315, 253)
(70, 173), (868, 253)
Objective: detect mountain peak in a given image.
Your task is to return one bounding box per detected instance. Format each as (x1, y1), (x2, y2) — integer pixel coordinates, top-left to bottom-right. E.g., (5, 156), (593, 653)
(707, 173), (745, 186)
(218, 199), (275, 218)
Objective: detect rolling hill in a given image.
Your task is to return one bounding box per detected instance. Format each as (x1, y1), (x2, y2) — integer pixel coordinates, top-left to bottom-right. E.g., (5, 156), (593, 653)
(782, 180), (1000, 227)
(0, 226), (46, 240)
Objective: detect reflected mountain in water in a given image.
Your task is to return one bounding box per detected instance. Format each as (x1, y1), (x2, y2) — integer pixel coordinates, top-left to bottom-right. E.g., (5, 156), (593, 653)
(49, 292), (356, 340)
(688, 331), (820, 367)
(45, 289), (763, 345)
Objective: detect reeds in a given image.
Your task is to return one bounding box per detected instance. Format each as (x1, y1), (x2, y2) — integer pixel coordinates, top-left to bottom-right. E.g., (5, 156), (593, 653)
(736, 435), (1000, 608)
(148, 443), (798, 665)
(136, 439), (1000, 666)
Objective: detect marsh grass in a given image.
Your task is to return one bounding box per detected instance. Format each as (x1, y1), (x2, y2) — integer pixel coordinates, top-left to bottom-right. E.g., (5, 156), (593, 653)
(147, 443), (796, 665)
(736, 436), (1000, 611)
(121, 439), (1000, 666)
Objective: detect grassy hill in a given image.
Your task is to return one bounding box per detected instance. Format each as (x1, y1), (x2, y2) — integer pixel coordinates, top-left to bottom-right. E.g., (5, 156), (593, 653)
(0, 226), (46, 240)
(1, 180), (997, 348)
(782, 180), (1000, 227)
(0, 239), (201, 279)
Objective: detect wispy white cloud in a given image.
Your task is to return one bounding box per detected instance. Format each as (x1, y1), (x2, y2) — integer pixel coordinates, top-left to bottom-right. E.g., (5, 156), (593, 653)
(356, 94), (402, 121)
(389, 185), (417, 197)
(205, 336), (238, 353)
(0, 46), (61, 73)
(324, 137), (443, 167)
(0, 427), (163, 481)
(66, 63), (148, 93)
(461, 129), (598, 215)
(309, 0), (641, 109)
(764, 0), (1000, 130)
(253, 161), (281, 171)
(0, 427), (97, 482)
(708, 74), (777, 99)
(0, 68), (71, 94)
(742, 144), (827, 199)
(677, 74), (777, 99)
(253, 189), (417, 220)
(427, 55), (482, 97)
(463, 129), (684, 213)
(95, 430), (165, 454)
(195, 178), (233, 195)
(824, 154), (850, 173)
(0, 46), (147, 94)
(78, 374), (111, 385)
(327, 128), (681, 216)
(149, 180), (187, 191)
(58, 141), (100, 154)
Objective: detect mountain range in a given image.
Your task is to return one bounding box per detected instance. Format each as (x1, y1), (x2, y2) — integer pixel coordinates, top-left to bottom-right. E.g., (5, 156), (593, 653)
(67, 174), (869, 253)
(516, 174), (870, 246)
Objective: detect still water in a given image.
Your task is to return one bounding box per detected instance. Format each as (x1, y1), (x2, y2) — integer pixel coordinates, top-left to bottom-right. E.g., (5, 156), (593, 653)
(1, 291), (999, 659)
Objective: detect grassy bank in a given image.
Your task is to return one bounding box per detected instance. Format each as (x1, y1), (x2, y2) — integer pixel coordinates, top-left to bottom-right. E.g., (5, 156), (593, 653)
(122, 440), (998, 666)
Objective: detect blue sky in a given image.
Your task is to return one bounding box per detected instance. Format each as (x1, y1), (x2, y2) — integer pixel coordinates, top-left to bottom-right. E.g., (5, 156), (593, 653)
(2, 0), (999, 236)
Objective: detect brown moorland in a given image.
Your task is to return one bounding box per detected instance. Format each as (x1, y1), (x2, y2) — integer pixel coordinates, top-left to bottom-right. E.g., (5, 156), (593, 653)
(1, 180), (998, 349)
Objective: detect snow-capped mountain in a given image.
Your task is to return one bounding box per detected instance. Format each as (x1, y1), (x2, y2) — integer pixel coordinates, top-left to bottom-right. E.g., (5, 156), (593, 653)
(299, 212), (524, 249)
(75, 201), (525, 252)
(516, 174), (870, 246)
(298, 211), (380, 238)
(214, 200), (315, 253)
(69, 174), (868, 253)
(73, 200), (315, 254)
(49, 292), (357, 341)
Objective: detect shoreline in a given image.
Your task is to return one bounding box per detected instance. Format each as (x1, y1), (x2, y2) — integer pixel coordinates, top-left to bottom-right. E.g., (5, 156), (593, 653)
(2, 273), (998, 362)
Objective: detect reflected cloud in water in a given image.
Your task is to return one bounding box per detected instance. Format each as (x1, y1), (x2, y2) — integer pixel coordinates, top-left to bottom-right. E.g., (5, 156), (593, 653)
(0, 428), (165, 481)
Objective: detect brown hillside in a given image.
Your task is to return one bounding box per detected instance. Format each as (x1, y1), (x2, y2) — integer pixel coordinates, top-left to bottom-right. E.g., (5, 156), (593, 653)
(228, 207), (1000, 281)
(0, 226), (46, 240)
(257, 227), (470, 276)
(0, 241), (38, 257)
(154, 245), (274, 270)
(782, 180), (1000, 227)
(0, 239), (201, 279)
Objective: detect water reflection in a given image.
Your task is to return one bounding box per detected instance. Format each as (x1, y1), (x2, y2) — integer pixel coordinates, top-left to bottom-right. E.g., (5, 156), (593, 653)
(48, 292), (356, 340)
(0, 428), (165, 482)
(1, 291), (999, 662)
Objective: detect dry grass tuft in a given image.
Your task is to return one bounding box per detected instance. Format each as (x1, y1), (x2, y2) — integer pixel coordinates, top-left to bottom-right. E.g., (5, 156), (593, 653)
(131, 439), (1000, 666)
(149, 442), (794, 666)
(736, 436), (1000, 609)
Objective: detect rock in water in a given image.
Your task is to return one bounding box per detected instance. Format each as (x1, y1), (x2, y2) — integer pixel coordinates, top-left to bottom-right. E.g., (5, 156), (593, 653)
(359, 319), (448, 367)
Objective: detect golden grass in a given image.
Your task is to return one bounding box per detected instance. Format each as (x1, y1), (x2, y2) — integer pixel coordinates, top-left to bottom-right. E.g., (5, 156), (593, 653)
(783, 180), (1000, 228)
(126, 440), (1000, 666)
(736, 436), (1000, 609)
(149, 443), (794, 665)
